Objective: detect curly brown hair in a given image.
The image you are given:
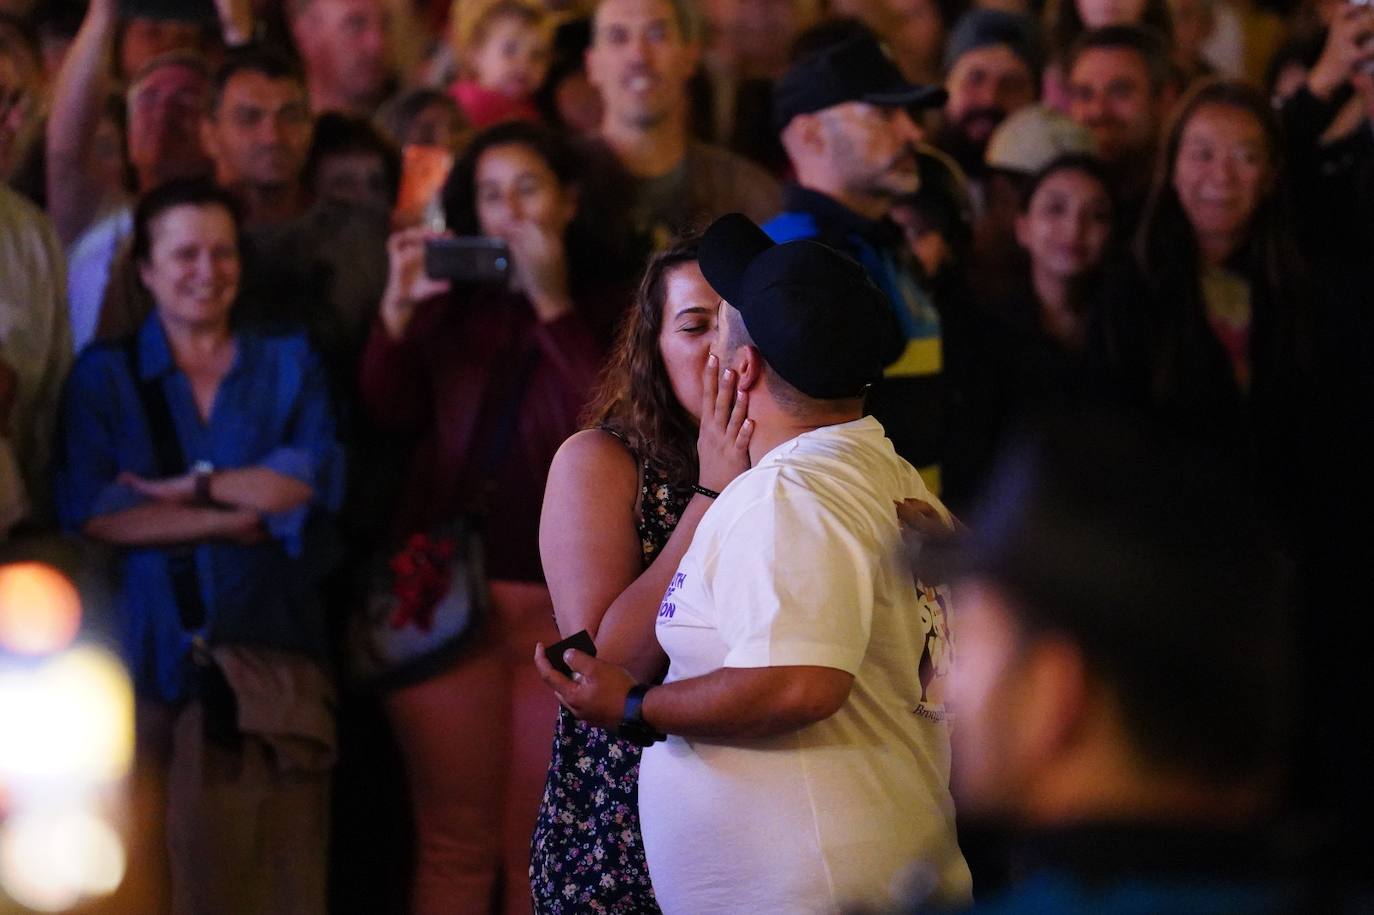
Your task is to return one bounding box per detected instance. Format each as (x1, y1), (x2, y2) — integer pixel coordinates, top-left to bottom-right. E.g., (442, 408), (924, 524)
(582, 239), (701, 485)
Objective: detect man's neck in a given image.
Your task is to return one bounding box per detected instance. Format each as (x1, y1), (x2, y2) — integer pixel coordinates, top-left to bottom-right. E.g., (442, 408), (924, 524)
(1109, 147), (1155, 207)
(308, 80), (369, 119)
(792, 172), (891, 222)
(228, 180), (308, 227)
(746, 408), (865, 464)
(601, 111), (689, 179)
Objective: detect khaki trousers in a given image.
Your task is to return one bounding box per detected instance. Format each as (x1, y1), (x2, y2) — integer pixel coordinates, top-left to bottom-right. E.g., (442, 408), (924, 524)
(130, 699), (331, 915)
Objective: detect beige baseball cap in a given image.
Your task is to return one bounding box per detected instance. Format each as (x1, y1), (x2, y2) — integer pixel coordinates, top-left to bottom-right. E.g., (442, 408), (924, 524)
(985, 105), (1097, 175)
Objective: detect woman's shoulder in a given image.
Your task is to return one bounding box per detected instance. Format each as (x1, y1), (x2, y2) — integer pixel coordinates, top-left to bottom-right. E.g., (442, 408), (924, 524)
(69, 337), (134, 387)
(552, 428), (639, 478)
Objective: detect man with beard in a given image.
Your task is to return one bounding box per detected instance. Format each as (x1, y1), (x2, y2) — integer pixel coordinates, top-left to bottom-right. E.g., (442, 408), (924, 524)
(584, 0), (781, 248)
(100, 49), (389, 381)
(287, 0), (393, 117)
(765, 28), (980, 502)
(202, 49), (314, 227)
(1066, 25), (1176, 234)
(937, 8), (1040, 206)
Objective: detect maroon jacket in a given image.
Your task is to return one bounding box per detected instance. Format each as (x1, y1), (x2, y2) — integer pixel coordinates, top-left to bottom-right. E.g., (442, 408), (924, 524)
(359, 287), (607, 582)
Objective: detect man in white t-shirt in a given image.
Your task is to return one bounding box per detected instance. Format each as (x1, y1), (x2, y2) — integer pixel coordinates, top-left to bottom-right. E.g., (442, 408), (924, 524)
(535, 213), (971, 912)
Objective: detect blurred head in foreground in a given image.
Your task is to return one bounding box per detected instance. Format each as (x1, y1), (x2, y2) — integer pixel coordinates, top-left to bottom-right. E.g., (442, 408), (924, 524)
(935, 408), (1291, 828)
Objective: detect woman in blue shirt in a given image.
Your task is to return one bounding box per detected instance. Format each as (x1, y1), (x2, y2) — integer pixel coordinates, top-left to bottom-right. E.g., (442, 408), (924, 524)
(54, 178), (343, 914)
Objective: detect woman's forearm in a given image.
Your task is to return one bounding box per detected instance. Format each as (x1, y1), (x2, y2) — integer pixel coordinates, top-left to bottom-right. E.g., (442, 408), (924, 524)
(208, 467), (313, 514)
(84, 501), (258, 546)
(46, 0), (118, 245)
(594, 493), (713, 682)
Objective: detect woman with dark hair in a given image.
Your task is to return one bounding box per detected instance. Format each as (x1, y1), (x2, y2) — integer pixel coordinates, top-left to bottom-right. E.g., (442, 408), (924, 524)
(358, 119), (633, 915)
(1096, 79), (1309, 422)
(1010, 154), (1116, 353)
(529, 240), (752, 913)
(54, 177), (343, 913)
(1091, 79), (1313, 541)
(963, 154), (1116, 499)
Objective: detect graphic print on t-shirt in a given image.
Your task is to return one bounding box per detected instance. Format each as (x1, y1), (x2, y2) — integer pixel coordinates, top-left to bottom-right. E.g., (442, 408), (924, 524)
(914, 580), (953, 721)
(658, 571), (686, 620)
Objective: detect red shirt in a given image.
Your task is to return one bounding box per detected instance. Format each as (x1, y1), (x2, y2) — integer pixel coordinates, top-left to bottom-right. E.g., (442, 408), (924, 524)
(359, 287), (606, 582)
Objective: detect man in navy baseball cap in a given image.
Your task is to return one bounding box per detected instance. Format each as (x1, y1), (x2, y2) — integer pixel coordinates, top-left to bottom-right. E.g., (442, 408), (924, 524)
(774, 29), (947, 132)
(766, 22), (974, 507)
(698, 211), (904, 400)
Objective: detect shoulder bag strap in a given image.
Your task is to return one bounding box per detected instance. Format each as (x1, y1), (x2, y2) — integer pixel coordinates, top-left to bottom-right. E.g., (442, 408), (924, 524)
(123, 337), (208, 631)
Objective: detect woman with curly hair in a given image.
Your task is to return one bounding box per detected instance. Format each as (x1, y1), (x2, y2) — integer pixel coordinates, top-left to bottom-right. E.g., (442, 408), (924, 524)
(530, 240), (753, 913)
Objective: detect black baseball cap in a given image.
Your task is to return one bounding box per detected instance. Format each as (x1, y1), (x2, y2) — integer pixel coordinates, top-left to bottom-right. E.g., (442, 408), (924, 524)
(943, 8), (1043, 75)
(774, 32), (947, 131)
(699, 214), (903, 400)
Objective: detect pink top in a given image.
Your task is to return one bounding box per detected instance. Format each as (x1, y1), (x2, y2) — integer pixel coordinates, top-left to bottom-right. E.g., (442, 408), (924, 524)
(450, 79), (542, 129)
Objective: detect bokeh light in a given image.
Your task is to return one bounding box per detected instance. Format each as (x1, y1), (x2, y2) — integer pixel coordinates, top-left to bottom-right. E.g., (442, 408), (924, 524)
(0, 563), (82, 656)
(0, 647), (134, 789)
(0, 808), (126, 911)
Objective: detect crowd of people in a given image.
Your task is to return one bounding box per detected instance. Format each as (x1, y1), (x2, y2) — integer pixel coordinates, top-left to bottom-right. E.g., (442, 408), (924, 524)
(1, 0), (1372, 911)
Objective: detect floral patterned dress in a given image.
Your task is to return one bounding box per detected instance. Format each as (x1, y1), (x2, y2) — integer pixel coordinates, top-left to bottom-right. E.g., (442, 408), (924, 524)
(529, 434), (693, 914)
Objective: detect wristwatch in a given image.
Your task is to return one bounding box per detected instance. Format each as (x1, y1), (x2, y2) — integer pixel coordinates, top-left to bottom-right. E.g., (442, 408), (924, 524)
(192, 460), (215, 505)
(618, 683), (666, 748)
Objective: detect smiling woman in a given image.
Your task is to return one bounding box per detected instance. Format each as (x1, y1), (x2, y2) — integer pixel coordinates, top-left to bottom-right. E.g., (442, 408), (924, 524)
(53, 177), (345, 913)
(1088, 78), (1312, 534)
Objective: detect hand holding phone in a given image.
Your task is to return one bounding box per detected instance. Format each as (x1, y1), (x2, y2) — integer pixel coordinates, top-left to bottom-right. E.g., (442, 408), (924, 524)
(380, 228), (453, 340)
(424, 237), (512, 284)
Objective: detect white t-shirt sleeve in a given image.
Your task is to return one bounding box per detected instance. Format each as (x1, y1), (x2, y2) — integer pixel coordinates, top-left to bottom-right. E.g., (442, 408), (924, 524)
(709, 485), (875, 674)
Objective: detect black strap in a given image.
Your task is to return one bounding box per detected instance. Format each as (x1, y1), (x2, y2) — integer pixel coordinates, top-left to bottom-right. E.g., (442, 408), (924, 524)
(124, 337), (208, 631)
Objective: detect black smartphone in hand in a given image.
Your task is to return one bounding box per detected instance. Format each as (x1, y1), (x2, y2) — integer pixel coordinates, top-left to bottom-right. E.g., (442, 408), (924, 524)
(424, 237), (511, 284)
(545, 630), (597, 678)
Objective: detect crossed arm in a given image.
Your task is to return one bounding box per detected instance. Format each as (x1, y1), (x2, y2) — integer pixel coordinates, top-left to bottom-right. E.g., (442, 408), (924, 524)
(84, 468), (312, 547)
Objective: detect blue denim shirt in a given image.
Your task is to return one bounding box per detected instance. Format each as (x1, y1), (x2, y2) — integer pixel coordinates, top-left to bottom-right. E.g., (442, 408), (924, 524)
(54, 315), (345, 701)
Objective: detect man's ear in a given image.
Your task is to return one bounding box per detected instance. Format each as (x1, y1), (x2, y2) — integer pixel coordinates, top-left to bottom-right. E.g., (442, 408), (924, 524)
(1015, 637), (1089, 770)
(785, 113), (826, 158)
(732, 344), (763, 393)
